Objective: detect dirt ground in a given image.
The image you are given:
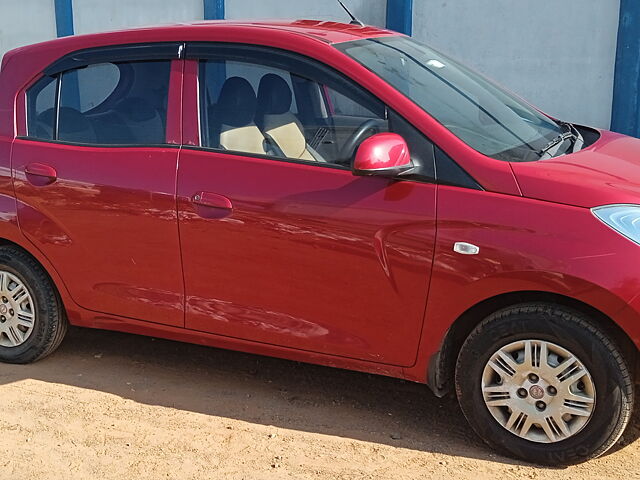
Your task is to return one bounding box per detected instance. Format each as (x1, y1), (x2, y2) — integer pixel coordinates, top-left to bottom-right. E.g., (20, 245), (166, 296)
(0, 327), (638, 480)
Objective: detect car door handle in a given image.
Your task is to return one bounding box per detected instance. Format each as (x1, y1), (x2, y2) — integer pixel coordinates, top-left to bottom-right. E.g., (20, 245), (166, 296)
(192, 192), (233, 211)
(25, 163), (57, 186)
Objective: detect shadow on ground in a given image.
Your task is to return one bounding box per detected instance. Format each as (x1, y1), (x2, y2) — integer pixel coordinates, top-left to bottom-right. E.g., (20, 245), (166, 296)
(0, 326), (637, 466)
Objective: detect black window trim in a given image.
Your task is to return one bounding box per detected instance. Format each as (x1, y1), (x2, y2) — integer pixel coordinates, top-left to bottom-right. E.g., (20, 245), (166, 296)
(15, 136), (182, 150)
(182, 144), (352, 172)
(43, 42), (184, 76)
(189, 41), (482, 189)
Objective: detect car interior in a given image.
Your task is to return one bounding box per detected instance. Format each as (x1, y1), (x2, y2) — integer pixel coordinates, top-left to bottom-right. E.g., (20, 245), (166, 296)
(199, 60), (389, 167)
(28, 57), (390, 168)
(33, 61), (170, 145)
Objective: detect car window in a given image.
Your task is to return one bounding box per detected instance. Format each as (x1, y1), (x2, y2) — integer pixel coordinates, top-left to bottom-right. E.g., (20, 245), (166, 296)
(26, 76), (57, 140)
(204, 61), (299, 114)
(61, 63), (120, 113)
(27, 60), (172, 145)
(198, 57), (390, 167)
(325, 88), (378, 118)
(337, 36), (564, 162)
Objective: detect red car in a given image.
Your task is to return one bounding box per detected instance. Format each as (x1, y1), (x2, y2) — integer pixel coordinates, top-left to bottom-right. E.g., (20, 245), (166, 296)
(0, 19), (638, 464)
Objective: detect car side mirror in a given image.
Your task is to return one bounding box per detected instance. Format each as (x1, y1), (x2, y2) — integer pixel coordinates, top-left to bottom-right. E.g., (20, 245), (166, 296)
(352, 133), (414, 178)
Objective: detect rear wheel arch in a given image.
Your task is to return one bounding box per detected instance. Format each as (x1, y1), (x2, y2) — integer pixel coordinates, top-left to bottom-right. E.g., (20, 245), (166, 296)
(427, 291), (637, 397)
(0, 237), (69, 308)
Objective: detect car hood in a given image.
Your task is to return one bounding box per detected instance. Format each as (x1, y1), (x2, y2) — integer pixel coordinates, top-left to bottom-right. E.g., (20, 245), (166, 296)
(510, 130), (640, 208)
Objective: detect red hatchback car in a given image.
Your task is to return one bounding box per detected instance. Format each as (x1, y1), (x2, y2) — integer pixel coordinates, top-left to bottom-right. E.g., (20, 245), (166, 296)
(0, 20), (638, 464)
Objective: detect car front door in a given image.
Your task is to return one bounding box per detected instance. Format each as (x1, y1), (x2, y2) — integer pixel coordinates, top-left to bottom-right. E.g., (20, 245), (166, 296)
(12, 45), (185, 326)
(177, 46), (437, 366)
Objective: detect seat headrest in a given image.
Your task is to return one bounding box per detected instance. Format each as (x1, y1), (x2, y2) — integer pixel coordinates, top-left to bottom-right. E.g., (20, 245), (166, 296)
(216, 77), (257, 127)
(257, 74), (293, 116)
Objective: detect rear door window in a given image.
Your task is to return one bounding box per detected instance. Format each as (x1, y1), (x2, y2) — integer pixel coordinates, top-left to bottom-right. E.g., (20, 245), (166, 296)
(27, 59), (172, 145)
(26, 76), (57, 140)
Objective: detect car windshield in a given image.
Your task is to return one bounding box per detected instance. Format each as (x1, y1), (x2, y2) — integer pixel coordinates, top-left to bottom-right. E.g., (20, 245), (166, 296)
(336, 36), (566, 162)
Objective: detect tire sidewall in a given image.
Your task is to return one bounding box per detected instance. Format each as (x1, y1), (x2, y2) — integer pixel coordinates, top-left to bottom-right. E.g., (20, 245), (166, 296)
(456, 307), (629, 465)
(0, 249), (58, 362)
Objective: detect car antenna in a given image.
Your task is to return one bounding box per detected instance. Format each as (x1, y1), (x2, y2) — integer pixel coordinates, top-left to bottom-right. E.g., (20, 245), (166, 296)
(336, 0), (365, 27)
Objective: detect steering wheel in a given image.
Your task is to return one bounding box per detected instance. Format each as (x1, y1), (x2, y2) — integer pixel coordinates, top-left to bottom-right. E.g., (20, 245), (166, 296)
(340, 119), (382, 163)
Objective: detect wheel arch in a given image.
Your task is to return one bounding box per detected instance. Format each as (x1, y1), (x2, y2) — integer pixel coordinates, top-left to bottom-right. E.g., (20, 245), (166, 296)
(0, 235), (76, 320)
(426, 290), (638, 397)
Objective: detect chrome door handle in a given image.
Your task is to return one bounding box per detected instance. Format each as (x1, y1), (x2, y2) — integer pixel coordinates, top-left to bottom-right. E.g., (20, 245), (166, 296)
(192, 192), (233, 211)
(25, 163), (57, 186)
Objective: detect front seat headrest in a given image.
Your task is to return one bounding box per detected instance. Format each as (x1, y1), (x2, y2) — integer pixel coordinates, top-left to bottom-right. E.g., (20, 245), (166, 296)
(256, 74), (293, 118)
(216, 77), (258, 127)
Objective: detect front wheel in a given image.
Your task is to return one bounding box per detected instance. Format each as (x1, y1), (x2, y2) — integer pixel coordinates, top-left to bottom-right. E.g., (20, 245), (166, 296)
(455, 303), (634, 465)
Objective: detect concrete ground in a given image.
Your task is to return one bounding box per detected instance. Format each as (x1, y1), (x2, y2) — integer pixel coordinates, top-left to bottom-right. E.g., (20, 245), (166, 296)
(0, 327), (638, 480)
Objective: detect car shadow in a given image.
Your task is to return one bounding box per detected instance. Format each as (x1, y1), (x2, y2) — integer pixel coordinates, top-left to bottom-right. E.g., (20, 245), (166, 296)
(0, 326), (636, 466)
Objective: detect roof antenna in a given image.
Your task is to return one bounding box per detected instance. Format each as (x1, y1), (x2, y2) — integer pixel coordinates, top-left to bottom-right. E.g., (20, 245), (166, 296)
(336, 0), (365, 27)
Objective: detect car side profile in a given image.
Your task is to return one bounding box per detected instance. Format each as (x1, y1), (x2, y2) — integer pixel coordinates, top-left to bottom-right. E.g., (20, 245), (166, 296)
(0, 20), (639, 465)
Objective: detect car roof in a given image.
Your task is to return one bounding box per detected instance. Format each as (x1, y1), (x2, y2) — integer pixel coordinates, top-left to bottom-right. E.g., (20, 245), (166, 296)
(31, 20), (397, 52)
(185, 19), (397, 43)
(2, 20), (397, 72)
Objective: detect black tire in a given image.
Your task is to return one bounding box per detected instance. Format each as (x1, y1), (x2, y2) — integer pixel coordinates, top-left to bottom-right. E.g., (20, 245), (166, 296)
(455, 303), (634, 465)
(0, 245), (67, 363)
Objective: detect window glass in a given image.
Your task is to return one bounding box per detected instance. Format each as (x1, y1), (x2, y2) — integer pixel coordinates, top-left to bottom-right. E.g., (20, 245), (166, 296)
(61, 63), (120, 113)
(26, 75), (57, 140)
(199, 57), (390, 167)
(27, 62), (171, 145)
(326, 88), (377, 118)
(54, 60), (171, 145)
(337, 36), (564, 162)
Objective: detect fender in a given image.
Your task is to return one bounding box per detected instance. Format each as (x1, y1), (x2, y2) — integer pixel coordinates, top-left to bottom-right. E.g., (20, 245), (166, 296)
(0, 192), (83, 325)
(403, 185), (640, 384)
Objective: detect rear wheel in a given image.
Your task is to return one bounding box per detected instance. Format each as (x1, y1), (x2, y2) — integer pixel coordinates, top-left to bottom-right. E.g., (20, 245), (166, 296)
(455, 303), (634, 465)
(0, 246), (67, 363)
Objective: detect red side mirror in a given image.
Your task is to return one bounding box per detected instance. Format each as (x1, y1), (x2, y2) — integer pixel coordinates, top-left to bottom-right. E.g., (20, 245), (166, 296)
(352, 133), (413, 177)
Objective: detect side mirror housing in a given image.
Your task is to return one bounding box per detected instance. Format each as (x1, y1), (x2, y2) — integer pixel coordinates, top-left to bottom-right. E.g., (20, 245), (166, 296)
(352, 133), (414, 177)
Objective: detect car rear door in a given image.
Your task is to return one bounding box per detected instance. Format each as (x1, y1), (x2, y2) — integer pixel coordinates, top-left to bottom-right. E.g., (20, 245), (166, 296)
(12, 43), (185, 327)
(175, 45), (438, 366)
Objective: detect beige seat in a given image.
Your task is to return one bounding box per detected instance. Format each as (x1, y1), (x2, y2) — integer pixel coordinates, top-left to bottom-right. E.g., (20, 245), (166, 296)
(214, 77), (267, 155)
(256, 74), (325, 162)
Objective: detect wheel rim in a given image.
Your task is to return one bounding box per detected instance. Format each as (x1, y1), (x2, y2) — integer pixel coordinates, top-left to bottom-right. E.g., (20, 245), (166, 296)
(0, 270), (35, 348)
(481, 339), (596, 443)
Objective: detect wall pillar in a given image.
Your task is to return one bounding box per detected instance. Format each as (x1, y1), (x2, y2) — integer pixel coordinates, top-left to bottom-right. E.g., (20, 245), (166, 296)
(612, 0), (640, 136)
(204, 0), (225, 20)
(54, 0), (75, 37)
(386, 0), (412, 35)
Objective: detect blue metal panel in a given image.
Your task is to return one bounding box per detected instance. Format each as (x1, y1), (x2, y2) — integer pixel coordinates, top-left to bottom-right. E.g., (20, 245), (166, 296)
(204, 0), (225, 20)
(54, 0), (75, 37)
(612, 0), (640, 136)
(386, 0), (413, 36)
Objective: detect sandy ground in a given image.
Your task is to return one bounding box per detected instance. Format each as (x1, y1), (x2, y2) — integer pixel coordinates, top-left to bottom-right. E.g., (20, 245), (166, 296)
(0, 327), (638, 480)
